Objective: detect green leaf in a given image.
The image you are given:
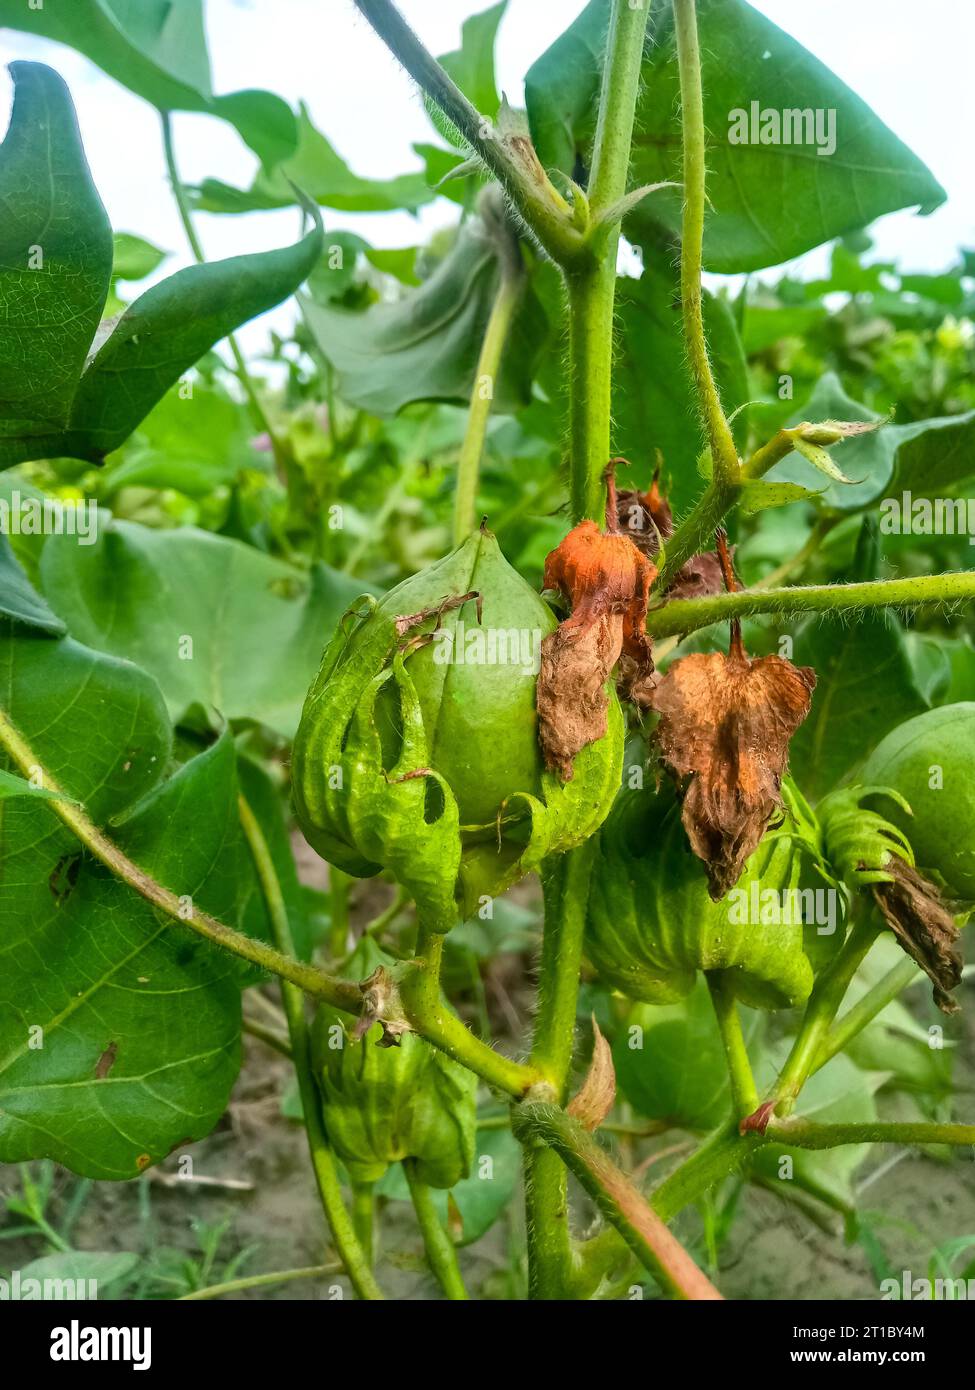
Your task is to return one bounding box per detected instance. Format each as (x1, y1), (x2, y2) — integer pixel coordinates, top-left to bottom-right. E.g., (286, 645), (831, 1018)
(38, 518), (367, 738)
(0, 767), (69, 802)
(112, 232), (167, 283)
(0, 0), (298, 167)
(769, 374), (975, 509)
(0, 65), (112, 440)
(789, 613), (929, 802)
(0, 535), (66, 635)
(193, 105), (434, 216)
(0, 673), (243, 1177)
(0, 64), (323, 467)
(301, 219), (547, 417)
(614, 977), (765, 1131)
(611, 260), (750, 512)
(97, 382), (258, 500)
(525, 0), (945, 273)
(438, 1), (507, 121)
(17, 1251), (141, 1294)
(62, 221), (323, 461)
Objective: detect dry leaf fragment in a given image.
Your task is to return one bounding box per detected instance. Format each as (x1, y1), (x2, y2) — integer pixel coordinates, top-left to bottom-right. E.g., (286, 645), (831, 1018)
(537, 464), (657, 779)
(872, 857), (963, 1015)
(653, 639), (815, 900)
(567, 1017), (616, 1132)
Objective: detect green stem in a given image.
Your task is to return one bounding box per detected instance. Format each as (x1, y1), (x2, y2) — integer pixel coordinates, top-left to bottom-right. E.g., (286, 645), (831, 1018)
(328, 867), (351, 959)
(160, 113), (283, 454)
(766, 1119), (975, 1150)
(242, 1015), (293, 1059)
(237, 794), (383, 1301)
(673, 0), (738, 485)
(351, 0), (585, 268)
(770, 916), (881, 1116)
(453, 241), (524, 544)
(401, 924), (542, 1098)
(403, 1159), (468, 1299)
(814, 957), (921, 1073)
(512, 1103), (722, 1299)
(523, 845), (596, 1299)
(646, 570), (975, 640)
(565, 0), (652, 523)
(352, 1182), (376, 1268)
(179, 1263), (342, 1301)
(706, 972), (759, 1116)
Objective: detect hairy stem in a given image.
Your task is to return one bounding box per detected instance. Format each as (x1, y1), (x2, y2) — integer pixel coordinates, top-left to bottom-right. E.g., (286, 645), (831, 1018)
(404, 1158), (468, 1300)
(673, 0), (738, 485)
(646, 570), (975, 640)
(566, 0), (653, 522)
(524, 845), (596, 1298)
(401, 924), (542, 1098)
(237, 794), (383, 1300)
(513, 1103), (722, 1299)
(767, 1119), (975, 1150)
(160, 113), (283, 455)
(814, 957), (921, 1072)
(351, 0), (585, 267)
(454, 222), (524, 544)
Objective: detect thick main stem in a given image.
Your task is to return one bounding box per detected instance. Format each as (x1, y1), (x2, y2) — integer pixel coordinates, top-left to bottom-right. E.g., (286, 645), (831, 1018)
(524, 845), (595, 1299)
(673, 0), (739, 485)
(566, 0), (652, 523)
(237, 795), (383, 1301)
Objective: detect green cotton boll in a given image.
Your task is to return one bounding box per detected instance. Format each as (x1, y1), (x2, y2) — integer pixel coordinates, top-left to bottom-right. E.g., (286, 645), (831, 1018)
(587, 780), (816, 1011)
(292, 528), (623, 931)
(311, 939), (475, 1188)
(859, 703), (975, 902)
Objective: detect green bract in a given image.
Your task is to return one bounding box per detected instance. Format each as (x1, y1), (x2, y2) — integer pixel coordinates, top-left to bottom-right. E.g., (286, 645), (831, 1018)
(311, 939), (476, 1188)
(859, 704), (975, 901)
(587, 779), (817, 1010)
(292, 528), (623, 930)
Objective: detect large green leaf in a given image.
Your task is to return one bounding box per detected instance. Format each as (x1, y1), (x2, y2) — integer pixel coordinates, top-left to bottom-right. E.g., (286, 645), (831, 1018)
(0, 64), (112, 439)
(193, 105), (434, 216)
(789, 611), (928, 802)
(301, 219), (547, 416)
(38, 519), (367, 737)
(0, 646), (243, 1176)
(770, 374), (975, 510)
(0, 0), (297, 166)
(614, 978), (764, 1131)
(525, 0), (945, 273)
(0, 64), (323, 468)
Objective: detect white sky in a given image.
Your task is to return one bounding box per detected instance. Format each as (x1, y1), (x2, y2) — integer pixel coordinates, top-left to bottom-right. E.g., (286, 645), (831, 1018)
(2, 0), (973, 353)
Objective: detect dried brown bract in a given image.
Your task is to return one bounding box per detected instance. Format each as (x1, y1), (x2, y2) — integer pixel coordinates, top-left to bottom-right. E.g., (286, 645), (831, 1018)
(873, 858), (963, 1015)
(652, 535), (815, 898)
(537, 462), (657, 779)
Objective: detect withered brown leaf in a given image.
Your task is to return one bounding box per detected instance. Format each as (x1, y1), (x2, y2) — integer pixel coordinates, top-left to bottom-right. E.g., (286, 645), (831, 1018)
(653, 645), (816, 898)
(567, 1016), (616, 1133)
(538, 519), (656, 779)
(873, 857), (963, 1015)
